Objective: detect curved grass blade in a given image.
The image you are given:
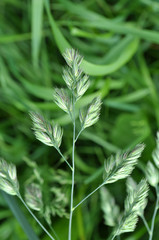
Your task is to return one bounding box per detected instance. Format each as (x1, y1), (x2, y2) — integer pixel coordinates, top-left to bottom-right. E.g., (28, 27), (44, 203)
(59, 0), (159, 44)
(44, 0), (139, 76)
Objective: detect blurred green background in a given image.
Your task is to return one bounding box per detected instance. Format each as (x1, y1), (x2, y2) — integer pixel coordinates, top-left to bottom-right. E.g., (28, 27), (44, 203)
(0, 0), (159, 239)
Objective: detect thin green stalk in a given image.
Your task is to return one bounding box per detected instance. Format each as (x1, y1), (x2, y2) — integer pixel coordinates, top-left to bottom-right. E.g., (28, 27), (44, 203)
(75, 127), (83, 142)
(108, 230), (117, 240)
(73, 182), (105, 211)
(56, 147), (73, 171)
(107, 230), (116, 240)
(49, 225), (60, 240)
(111, 235), (116, 240)
(1, 191), (39, 240)
(18, 194), (55, 240)
(141, 215), (151, 234)
(149, 187), (159, 240)
(68, 95), (76, 240)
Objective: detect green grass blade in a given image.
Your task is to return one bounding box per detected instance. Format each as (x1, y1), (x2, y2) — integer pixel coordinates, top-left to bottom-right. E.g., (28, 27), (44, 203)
(82, 131), (119, 153)
(59, 0), (159, 44)
(44, 0), (70, 52)
(107, 89), (150, 103)
(1, 191), (40, 240)
(32, 0), (44, 67)
(44, 0), (139, 76)
(137, 53), (159, 127)
(82, 38), (138, 75)
(21, 78), (53, 100)
(0, 33), (31, 43)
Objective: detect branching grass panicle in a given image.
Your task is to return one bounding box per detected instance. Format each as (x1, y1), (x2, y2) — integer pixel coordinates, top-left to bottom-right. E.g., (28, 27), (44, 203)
(0, 49), (159, 240)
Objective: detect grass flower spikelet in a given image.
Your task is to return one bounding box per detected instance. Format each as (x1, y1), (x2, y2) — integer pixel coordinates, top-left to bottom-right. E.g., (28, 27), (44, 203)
(79, 96), (102, 129)
(115, 179), (148, 236)
(103, 144), (145, 184)
(25, 183), (43, 211)
(53, 88), (72, 114)
(30, 111), (63, 148)
(146, 161), (159, 187)
(0, 158), (19, 196)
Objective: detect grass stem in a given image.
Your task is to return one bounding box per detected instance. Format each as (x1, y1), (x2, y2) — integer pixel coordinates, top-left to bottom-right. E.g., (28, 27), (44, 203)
(73, 182), (105, 211)
(68, 95), (76, 240)
(141, 215), (150, 234)
(149, 186), (159, 240)
(75, 128), (83, 142)
(56, 148), (73, 171)
(18, 194), (55, 240)
(111, 234), (116, 240)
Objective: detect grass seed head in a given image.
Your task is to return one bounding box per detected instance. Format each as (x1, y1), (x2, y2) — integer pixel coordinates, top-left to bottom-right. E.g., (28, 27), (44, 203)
(0, 158), (19, 196)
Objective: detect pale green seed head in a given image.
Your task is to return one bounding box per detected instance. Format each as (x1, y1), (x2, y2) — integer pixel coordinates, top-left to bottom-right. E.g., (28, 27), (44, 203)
(25, 183), (43, 211)
(0, 158), (19, 196)
(30, 112), (63, 148)
(146, 161), (159, 187)
(63, 49), (83, 69)
(79, 96), (102, 129)
(152, 131), (159, 168)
